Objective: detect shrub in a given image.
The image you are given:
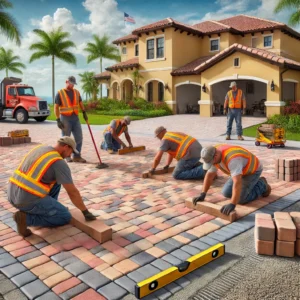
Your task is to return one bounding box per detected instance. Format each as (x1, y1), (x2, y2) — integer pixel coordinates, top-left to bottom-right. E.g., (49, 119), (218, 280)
(286, 114), (300, 132)
(284, 102), (300, 115)
(266, 114), (300, 133)
(266, 114), (289, 127)
(99, 109), (172, 118)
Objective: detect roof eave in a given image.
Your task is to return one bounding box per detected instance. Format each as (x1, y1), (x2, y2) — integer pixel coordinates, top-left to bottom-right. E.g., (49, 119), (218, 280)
(106, 64), (139, 72)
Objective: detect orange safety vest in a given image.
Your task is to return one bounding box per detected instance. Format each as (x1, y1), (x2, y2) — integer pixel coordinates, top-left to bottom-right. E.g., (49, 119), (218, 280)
(214, 144), (259, 176)
(9, 145), (63, 198)
(162, 132), (196, 161)
(58, 89), (80, 116)
(103, 119), (127, 137)
(228, 89), (243, 109)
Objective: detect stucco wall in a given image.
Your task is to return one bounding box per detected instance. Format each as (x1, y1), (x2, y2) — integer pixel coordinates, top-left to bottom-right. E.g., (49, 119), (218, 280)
(279, 32), (300, 61)
(120, 42), (136, 62)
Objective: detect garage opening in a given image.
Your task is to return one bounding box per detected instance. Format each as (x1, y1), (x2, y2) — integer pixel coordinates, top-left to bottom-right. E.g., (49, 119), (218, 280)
(282, 81), (296, 102)
(176, 84), (201, 114)
(211, 80), (267, 116)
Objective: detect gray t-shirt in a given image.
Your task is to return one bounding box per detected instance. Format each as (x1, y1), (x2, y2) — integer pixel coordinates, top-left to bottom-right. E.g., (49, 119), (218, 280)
(8, 146), (73, 207)
(160, 136), (202, 160)
(208, 157), (262, 176)
(109, 120), (128, 134)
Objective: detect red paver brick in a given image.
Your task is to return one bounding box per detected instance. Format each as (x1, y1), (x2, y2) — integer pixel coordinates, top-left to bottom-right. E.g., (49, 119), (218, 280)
(31, 261), (60, 277)
(255, 238), (274, 256)
(4, 240), (31, 251)
(0, 223), (8, 230)
(113, 237), (131, 247)
(255, 217), (275, 241)
(44, 231), (68, 243)
(40, 245), (60, 256)
(0, 235), (23, 247)
(113, 259), (140, 274)
(85, 257), (105, 268)
(102, 241), (122, 252)
(0, 228), (14, 235)
(72, 288), (106, 300)
(274, 218), (296, 242)
(296, 239), (300, 256)
(10, 246), (36, 257)
(0, 231), (18, 242)
(52, 277), (81, 295)
(276, 240), (295, 258)
(25, 234), (44, 245)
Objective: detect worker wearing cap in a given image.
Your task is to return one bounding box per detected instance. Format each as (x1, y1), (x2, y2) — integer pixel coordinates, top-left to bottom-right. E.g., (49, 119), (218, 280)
(101, 116), (133, 154)
(54, 76), (88, 163)
(193, 144), (271, 216)
(150, 126), (205, 180)
(224, 81), (246, 141)
(8, 136), (97, 237)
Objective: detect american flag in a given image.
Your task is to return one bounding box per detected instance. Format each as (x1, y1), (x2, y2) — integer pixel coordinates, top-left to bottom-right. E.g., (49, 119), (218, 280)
(124, 12), (135, 24)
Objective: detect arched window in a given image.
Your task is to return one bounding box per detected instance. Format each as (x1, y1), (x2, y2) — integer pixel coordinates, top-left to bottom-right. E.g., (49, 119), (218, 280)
(158, 82), (164, 102)
(148, 82), (153, 102)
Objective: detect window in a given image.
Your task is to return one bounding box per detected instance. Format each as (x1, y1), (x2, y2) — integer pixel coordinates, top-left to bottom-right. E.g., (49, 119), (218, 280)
(210, 39), (219, 52)
(156, 38), (164, 58)
(122, 47), (127, 55)
(147, 39), (155, 59)
(252, 37), (258, 48)
(158, 82), (164, 102)
(148, 82), (153, 102)
(8, 87), (16, 96)
(264, 35), (272, 48)
(234, 58), (240, 67)
(135, 44), (139, 56)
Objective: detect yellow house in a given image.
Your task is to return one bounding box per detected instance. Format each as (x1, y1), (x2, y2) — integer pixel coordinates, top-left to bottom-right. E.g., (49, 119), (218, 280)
(94, 15), (300, 117)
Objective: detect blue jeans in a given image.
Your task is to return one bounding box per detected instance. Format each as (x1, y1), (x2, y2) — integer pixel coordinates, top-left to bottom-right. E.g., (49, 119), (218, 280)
(226, 108), (243, 136)
(173, 157), (205, 180)
(19, 183), (72, 227)
(101, 132), (121, 152)
(221, 169), (267, 204)
(61, 114), (83, 157)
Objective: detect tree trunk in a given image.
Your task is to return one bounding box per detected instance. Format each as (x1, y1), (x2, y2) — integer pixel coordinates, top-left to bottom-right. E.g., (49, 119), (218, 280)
(52, 56), (55, 105)
(6, 69), (8, 77)
(100, 57), (102, 99)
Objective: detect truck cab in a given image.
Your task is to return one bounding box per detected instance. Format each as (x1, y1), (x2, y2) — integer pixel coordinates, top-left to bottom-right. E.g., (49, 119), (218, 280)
(0, 77), (50, 124)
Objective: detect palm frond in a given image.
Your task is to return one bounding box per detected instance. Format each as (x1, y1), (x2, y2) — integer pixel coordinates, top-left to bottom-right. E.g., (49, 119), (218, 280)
(274, 0), (300, 13)
(7, 66), (23, 74)
(56, 51), (76, 65)
(288, 9), (300, 25)
(0, 11), (21, 45)
(29, 52), (49, 63)
(9, 62), (26, 69)
(0, 0), (13, 9)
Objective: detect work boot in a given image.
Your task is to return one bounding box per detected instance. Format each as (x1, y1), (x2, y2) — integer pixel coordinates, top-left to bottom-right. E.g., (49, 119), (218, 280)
(226, 135), (231, 140)
(72, 156), (87, 163)
(238, 136), (244, 141)
(107, 149), (115, 154)
(13, 211), (32, 237)
(260, 177), (271, 197)
(65, 157), (73, 163)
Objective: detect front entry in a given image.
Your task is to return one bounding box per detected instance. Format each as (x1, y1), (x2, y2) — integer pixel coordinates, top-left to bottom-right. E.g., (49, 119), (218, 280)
(176, 84), (201, 114)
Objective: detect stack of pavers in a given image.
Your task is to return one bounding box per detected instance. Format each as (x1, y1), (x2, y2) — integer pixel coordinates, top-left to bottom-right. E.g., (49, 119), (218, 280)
(255, 212), (299, 257)
(0, 130), (31, 147)
(275, 158), (300, 182)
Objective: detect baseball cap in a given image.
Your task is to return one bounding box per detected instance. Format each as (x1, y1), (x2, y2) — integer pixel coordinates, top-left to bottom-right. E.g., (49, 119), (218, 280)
(67, 76), (77, 85)
(124, 116), (131, 125)
(154, 126), (166, 137)
(200, 146), (216, 170)
(57, 136), (79, 154)
(229, 81), (237, 88)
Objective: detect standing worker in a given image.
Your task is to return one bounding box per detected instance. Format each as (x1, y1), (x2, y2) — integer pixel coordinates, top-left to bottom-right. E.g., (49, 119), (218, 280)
(101, 116), (133, 154)
(8, 137), (97, 237)
(150, 126), (205, 180)
(193, 144), (271, 216)
(224, 81), (246, 141)
(55, 76), (88, 163)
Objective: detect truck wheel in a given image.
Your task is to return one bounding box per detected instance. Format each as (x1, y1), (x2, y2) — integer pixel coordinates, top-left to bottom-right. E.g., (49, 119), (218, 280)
(34, 116), (47, 122)
(15, 108), (28, 124)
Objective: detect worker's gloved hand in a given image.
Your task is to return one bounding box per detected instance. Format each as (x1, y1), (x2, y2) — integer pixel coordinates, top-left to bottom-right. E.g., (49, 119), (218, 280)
(56, 118), (64, 130)
(192, 192), (206, 205)
(243, 109), (246, 115)
(220, 203), (236, 215)
(82, 209), (97, 221)
(223, 108), (228, 115)
(122, 143), (127, 149)
(163, 165), (169, 171)
(129, 143), (133, 148)
(149, 168), (155, 175)
(82, 111), (88, 121)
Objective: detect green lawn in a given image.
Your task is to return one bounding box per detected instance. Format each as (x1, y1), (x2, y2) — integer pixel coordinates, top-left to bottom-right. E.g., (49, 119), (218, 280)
(244, 123), (300, 141)
(47, 106), (144, 125)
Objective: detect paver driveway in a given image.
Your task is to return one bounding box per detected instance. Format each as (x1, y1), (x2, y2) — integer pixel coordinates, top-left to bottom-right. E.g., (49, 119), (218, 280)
(0, 115), (299, 300)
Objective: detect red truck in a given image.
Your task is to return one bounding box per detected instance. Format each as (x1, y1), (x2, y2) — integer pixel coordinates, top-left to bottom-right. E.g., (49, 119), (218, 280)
(0, 77), (50, 124)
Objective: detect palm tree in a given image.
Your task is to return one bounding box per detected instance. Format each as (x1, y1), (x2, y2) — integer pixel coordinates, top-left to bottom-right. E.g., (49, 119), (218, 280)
(132, 69), (143, 98)
(79, 71), (99, 101)
(274, 0), (300, 26)
(29, 26), (76, 104)
(84, 34), (120, 99)
(0, 47), (25, 77)
(0, 0), (21, 45)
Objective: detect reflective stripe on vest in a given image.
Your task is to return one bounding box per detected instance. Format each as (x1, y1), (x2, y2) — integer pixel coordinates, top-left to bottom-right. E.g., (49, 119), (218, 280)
(58, 89), (79, 116)
(103, 119), (127, 137)
(163, 132), (196, 161)
(214, 144), (259, 176)
(9, 146), (63, 198)
(228, 89), (242, 109)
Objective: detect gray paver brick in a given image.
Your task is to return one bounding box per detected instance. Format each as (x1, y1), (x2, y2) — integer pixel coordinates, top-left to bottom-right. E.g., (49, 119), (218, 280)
(155, 241), (178, 253)
(95, 249), (111, 258)
(1, 262), (27, 278)
(165, 238), (184, 248)
(164, 282), (182, 294)
(0, 248), (6, 254)
(78, 269), (111, 290)
(137, 264), (161, 277)
(179, 232), (198, 241)
(35, 291), (61, 300)
(97, 282), (128, 300)
(59, 283), (89, 300)
(51, 251), (74, 263)
(161, 254), (182, 265)
(3, 288), (27, 300)
(0, 278), (17, 295)
(199, 236), (219, 246)
(90, 245), (105, 254)
(115, 276), (136, 294)
(190, 240), (210, 251)
(21, 279), (49, 300)
(181, 245), (201, 256)
(124, 233), (142, 243)
(151, 259), (172, 271)
(17, 250), (43, 262)
(34, 242), (49, 249)
(65, 261), (91, 276)
(148, 227), (161, 234)
(125, 244), (142, 256)
(131, 251), (155, 266)
(11, 270), (37, 287)
(153, 287), (172, 300)
(170, 249), (191, 261)
(127, 270), (146, 282)
(175, 276), (191, 288)
(0, 253), (17, 268)
(207, 231), (232, 242)
(210, 218), (226, 227)
(59, 257), (79, 267)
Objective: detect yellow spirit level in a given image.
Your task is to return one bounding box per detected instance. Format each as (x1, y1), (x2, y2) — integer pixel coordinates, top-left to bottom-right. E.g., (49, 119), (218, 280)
(135, 243), (225, 299)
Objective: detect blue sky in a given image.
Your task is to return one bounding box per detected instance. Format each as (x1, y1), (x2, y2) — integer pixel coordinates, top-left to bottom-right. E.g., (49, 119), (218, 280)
(0, 0), (297, 99)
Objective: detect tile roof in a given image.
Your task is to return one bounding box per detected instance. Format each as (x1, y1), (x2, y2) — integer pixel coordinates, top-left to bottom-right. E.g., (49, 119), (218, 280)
(112, 34), (138, 45)
(106, 57), (139, 71)
(193, 20), (232, 34)
(94, 71), (111, 79)
(132, 17), (202, 36)
(172, 43), (300, 76)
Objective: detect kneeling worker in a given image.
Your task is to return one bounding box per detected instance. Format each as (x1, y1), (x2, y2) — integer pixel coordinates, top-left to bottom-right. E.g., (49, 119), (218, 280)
(150, 126), (205, 180)
(193, 144), (271, 215)
(101, 116), (133, 154)
(8, 137), (97, 237)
